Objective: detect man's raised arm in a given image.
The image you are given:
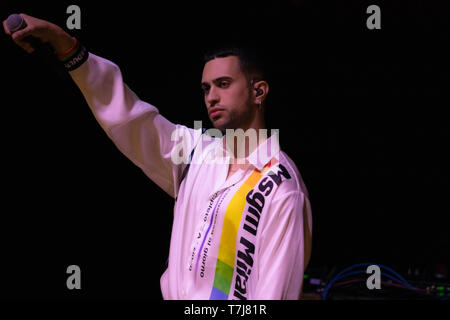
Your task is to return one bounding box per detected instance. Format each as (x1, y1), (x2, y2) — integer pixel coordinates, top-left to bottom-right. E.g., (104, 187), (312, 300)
(3, 13), (197, 198)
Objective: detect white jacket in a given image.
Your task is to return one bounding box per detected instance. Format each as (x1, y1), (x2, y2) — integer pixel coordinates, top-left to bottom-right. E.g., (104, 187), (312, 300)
(69, 53), (312, 300)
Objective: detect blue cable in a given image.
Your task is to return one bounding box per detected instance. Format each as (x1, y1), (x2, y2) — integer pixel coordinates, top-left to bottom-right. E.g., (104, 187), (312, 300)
(337, 263), (411, 286)
(376, 263), (412, 287)
(321, 262), (416, 300)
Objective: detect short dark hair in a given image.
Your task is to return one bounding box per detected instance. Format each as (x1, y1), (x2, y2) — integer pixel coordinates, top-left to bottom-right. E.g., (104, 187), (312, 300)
(203, 45), (266, 84)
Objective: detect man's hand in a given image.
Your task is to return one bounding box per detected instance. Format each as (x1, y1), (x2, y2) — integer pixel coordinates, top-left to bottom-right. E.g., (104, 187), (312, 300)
(2, 13), (75, 55)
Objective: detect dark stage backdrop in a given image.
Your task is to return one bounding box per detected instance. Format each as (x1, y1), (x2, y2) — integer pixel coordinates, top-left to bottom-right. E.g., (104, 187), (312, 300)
(0, 0), (449, 300)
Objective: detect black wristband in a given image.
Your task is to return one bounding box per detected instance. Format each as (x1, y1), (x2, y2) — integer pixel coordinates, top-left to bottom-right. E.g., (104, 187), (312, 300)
(60, 43), (89, 71)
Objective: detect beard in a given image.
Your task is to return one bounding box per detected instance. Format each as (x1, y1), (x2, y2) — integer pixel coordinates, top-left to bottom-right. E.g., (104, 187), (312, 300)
(212, 94), (255, 133)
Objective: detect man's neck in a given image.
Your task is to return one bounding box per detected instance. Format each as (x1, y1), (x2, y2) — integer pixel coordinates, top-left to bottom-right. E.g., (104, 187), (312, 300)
(222, 125), (268, 161)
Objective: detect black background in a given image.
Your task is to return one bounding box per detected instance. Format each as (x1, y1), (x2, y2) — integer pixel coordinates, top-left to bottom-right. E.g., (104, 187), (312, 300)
(0, 0), (449, 300)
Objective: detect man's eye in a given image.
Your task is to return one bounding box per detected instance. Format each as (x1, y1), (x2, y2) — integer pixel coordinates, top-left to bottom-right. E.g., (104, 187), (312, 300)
(219, 81), (230, 88)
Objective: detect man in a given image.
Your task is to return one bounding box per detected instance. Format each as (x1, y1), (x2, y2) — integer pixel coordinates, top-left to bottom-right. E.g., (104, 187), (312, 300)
(4, 13), (312, 300)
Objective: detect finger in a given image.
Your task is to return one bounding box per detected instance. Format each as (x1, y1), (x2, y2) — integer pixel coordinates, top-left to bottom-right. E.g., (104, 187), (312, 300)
(24, 45), (35, 54)
(11, 28), (30, 41)
(3, 19), (11, 35)
(21, 42), (34, 54)
(14, 38), (34, 53)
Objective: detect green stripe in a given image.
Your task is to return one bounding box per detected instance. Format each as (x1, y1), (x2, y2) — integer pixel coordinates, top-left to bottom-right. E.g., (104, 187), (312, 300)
(216, 259), (234, 281)
(213, 272), (232, 295)
(213, 260), (234, 295)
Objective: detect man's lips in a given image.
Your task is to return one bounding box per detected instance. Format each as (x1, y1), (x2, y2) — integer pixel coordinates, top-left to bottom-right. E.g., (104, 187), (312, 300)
(208, 107), (225, 119)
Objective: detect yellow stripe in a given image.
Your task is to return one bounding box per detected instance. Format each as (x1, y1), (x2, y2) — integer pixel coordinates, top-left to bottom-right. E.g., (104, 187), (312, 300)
(217, 169), (263, 266)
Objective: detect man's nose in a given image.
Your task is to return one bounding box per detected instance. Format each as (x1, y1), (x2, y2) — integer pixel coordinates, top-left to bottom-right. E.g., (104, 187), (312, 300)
(206, 87), (220, 106)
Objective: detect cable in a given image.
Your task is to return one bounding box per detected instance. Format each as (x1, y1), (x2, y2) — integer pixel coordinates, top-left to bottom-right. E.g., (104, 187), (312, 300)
(322, 263), (419, 300)
(333, 278), (428, 293)
(322, 270), (366, 299)
(332, 278), (363, 288)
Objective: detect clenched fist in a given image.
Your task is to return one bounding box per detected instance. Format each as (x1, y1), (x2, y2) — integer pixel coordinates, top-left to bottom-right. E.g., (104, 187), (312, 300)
(3, 13), (75, 55)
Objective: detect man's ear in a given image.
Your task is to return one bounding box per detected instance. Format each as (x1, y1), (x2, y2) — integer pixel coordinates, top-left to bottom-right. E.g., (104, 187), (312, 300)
(252, 80), (269, 104)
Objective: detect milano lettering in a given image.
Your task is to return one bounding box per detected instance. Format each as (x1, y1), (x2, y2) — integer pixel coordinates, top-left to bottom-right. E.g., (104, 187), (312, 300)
(233, 163), (292, 300)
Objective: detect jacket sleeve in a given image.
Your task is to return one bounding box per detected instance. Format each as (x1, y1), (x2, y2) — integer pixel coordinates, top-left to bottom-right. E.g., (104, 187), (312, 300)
(253, 190), (313, 300)
(69, 53), (197, 198)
